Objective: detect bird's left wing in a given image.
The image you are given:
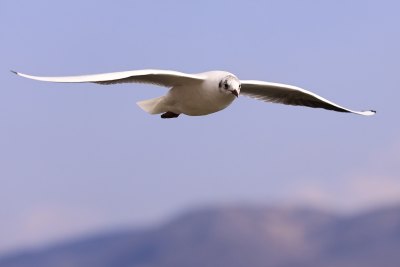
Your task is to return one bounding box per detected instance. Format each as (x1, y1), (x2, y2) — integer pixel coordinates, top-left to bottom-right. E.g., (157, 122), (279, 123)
(240, 80), (376, 116)
(12, 69), (205, 88)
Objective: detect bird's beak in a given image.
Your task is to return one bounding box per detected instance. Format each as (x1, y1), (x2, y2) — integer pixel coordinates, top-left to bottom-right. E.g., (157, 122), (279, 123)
(231, 89), (239, 98)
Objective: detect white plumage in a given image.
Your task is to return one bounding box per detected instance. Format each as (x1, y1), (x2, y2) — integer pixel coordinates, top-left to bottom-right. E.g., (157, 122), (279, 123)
(13, 69), (375, 118)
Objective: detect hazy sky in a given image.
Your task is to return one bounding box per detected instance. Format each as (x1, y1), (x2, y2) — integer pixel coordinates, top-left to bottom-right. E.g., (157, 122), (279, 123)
(1, 0), (399, 255)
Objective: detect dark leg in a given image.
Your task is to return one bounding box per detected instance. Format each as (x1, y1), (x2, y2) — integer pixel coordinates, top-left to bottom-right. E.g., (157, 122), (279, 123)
(161, 111), (180, 119)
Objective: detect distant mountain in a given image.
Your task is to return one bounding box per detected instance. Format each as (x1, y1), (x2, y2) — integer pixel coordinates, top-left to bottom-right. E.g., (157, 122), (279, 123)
(1, 205), (400, 267)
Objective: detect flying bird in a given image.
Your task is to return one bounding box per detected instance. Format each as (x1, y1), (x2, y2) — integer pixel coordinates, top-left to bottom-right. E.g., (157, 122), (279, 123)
(12, 69), (375, 118)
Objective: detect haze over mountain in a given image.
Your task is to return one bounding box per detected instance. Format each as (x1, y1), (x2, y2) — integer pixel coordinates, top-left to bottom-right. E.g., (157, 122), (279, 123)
(1, 204), (399, 267)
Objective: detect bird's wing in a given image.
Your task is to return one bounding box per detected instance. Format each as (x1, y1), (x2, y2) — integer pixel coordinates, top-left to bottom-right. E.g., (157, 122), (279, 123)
(240, 80), (376, 116)
(12, 69), (205, 88)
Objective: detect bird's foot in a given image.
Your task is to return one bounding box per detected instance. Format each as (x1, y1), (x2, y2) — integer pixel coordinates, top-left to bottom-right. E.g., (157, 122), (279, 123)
(161, 111), (180, 119)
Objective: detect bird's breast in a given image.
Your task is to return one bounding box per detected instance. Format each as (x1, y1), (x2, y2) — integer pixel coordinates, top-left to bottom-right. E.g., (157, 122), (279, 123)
(167, 84), (235, 116)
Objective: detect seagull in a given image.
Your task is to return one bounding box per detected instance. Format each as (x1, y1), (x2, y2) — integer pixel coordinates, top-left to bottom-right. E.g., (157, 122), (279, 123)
(12, 69), (376, 118)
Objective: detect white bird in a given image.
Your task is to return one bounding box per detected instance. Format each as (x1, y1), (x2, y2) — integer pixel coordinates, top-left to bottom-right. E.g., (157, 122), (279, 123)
(12, 69), (375, 118)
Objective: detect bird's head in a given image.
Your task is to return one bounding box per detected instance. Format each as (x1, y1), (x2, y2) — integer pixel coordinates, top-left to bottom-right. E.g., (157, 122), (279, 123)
(219, 75), (241, 98)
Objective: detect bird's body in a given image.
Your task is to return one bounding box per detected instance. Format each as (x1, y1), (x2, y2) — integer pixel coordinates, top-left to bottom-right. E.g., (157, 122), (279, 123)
(155, 71), (237, 116)
(13, 69), (375, 118)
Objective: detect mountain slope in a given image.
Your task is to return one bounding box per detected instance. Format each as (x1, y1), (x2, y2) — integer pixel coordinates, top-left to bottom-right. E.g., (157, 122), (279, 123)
(1, 205), (399, 267)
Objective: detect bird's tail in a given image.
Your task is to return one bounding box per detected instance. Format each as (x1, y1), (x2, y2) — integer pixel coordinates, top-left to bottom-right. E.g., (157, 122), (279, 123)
(136, 96), (166, 114)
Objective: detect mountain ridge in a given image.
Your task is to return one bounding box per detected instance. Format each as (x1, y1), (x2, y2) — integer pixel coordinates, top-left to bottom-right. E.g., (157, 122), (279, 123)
(1, 204), (399, 267)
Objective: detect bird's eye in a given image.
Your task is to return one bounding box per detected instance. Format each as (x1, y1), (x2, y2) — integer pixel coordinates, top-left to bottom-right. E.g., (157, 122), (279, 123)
(224, 83), (229, 89)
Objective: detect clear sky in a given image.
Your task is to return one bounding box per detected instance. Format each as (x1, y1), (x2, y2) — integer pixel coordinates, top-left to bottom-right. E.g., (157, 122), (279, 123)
(1, 0), (399, 255)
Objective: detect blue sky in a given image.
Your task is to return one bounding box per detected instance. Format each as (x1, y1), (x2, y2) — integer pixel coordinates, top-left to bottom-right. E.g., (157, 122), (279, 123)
(1, 0), (399, 254)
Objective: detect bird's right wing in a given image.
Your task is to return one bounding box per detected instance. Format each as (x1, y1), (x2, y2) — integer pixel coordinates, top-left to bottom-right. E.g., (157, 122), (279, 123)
(12, 69), (205, 88)
(240, 80), (376, 116)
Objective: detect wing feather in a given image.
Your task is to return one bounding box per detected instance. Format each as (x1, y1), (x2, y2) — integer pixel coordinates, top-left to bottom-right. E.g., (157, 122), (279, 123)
(12, 69), (205, 88)
(240, 80), (376, 116)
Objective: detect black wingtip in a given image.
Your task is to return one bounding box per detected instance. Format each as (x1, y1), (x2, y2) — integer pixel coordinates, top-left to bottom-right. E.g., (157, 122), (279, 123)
(10, 70), (18, 75)
(371, 110), (377, 113)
